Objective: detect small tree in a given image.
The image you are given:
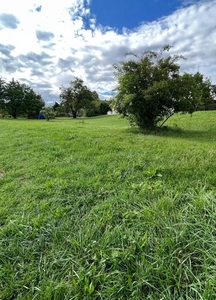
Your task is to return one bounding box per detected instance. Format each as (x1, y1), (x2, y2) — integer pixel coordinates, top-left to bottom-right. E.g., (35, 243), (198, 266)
(40, 106), (55, 121)
(85, 99), (111, 117)
(114, 45), (216, 129)
(55, 104), (67, 117)
(59, 77), (94, 118)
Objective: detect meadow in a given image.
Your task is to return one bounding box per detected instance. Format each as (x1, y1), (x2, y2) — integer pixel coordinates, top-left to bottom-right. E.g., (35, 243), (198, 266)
(0, 112), (216, 299)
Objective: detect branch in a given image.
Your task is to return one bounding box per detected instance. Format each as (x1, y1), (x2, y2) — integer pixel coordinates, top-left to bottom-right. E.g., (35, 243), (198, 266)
(159, 112), (174, 128)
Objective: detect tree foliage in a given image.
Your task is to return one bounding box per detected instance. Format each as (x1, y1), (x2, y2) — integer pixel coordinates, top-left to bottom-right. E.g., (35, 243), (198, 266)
(53, 101), (60, 111)
(113, 45), (216, 129)
(0, 78), (6, 115)
(85, 99), (111, 117)
(84, 91), (111, 117)
(40, 106), (56, 121)
(24, 88), (45, 119)
(59, 77), (94, 118)
(0, 78), (44, 118)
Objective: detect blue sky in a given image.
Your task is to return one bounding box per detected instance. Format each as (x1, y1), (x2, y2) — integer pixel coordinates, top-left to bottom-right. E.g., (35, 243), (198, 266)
(90, 0), (182, 30)
(0, 0), (215, 104)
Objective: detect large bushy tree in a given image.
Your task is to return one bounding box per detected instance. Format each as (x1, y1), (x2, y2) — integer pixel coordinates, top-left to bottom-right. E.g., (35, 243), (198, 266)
(2, 78), (44, 118)
(114, 45), (216, 129)
(59, 77), (94, 118)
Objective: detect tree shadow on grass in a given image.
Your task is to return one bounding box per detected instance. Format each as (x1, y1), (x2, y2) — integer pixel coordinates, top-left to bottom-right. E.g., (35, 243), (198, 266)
(126, 126), (216, 143)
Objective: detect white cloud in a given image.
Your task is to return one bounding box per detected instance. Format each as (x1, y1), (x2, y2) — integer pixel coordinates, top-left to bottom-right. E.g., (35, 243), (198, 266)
(0, 0), (215, 104)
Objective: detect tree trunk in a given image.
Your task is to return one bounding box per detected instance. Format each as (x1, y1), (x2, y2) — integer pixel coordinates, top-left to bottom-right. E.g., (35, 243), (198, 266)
(12, 113), (17, 119)
(72, 110), (77, 118)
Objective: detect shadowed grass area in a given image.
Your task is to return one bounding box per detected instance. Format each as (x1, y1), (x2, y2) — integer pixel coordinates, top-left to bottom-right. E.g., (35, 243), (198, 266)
(0, 112), (216, 299)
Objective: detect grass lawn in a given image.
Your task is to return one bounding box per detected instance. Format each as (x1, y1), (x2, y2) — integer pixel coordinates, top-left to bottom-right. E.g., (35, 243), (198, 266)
(0, 112), (216, 299)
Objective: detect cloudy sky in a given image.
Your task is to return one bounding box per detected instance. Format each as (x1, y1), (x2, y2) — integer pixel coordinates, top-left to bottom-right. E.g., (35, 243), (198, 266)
(0, 0), (215, 105)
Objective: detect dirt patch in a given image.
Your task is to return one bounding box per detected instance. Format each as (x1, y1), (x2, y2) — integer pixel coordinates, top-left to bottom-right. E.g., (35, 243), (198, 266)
(0, 172), (4, 179)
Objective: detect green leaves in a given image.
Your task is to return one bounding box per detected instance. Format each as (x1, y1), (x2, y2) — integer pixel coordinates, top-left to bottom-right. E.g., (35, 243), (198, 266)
(114, 45), (215, 129)
(40, 106), (56, 121)
(177, 72), (216, 113)
(59, 77), (94, 118)
(1, 78), (44, 119)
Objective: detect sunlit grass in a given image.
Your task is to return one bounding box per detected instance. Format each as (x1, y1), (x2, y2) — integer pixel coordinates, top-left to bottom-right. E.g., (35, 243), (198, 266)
(0, 112), (216, 299)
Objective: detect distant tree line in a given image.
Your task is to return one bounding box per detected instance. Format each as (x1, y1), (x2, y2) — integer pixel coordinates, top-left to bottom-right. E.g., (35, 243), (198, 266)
(0, 78), (45, 119)
(1, 45), (216, 125)
(0, 77), (111, 119)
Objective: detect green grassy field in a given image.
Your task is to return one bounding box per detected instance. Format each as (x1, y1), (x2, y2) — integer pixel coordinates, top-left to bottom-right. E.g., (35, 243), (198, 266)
(0, 112), (216, 299)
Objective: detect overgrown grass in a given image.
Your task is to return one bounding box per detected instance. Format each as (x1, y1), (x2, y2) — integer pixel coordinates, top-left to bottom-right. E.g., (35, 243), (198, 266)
(0, 112), (216, 299)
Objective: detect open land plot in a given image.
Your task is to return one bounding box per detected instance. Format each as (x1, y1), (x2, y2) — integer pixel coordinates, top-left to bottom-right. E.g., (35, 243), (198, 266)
(0, 112), (216, 299)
